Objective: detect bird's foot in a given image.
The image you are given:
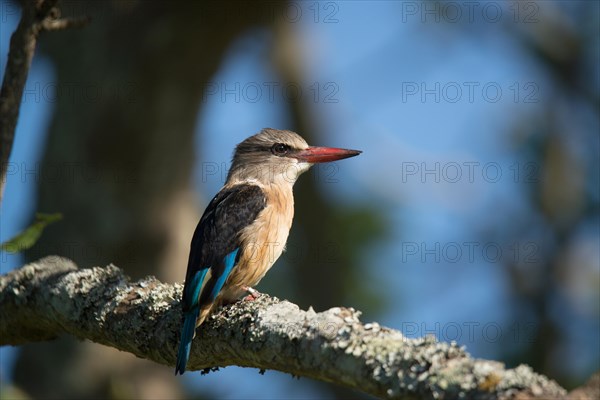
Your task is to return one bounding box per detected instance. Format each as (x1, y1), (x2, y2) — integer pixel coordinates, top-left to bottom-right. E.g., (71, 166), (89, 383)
(242, 286), (261, 301)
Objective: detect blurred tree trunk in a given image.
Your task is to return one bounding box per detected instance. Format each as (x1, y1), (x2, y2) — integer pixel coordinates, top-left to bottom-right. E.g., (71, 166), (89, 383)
(15, 1), (284, 398)
(501, 10), (598, 387)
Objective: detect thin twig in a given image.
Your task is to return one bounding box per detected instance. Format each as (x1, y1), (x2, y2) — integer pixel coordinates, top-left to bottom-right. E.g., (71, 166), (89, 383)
(0, 0), (89, 204)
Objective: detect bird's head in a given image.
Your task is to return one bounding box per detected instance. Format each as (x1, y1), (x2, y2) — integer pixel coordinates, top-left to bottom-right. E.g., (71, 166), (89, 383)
(226, 128), (361, 186)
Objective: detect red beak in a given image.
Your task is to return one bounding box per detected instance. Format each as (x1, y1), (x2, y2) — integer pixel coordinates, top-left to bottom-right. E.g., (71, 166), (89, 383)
(293, 146), (362, 163)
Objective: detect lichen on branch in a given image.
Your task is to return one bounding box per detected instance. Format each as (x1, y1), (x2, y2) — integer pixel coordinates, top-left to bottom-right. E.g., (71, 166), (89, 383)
(0, 257), (567, 399)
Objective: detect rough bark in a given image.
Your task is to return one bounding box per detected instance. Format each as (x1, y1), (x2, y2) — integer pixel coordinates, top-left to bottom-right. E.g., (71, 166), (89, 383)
(0, 256), (569, 400)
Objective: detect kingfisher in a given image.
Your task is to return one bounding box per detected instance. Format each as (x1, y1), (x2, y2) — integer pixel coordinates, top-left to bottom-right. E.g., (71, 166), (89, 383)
(175, 128), (361, 374)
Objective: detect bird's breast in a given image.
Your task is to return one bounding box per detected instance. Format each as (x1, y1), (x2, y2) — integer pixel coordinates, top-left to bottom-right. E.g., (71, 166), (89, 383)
(223, 185), (294, 298)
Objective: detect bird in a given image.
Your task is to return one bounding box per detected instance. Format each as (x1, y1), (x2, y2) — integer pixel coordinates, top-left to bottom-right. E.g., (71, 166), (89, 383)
(175, 128), (361, 374)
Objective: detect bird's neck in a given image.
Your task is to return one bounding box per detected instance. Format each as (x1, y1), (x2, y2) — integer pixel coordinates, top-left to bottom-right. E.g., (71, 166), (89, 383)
(226, 168), (300, 191)
(226, 177), (294, 197)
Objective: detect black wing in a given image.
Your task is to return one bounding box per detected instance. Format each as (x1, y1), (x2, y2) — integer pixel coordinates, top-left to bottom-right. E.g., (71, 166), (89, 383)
(181, 184), (266, 311)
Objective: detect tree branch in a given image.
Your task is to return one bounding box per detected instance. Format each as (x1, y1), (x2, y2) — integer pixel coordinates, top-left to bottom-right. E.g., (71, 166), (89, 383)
(0, 0), (89, 204)
(0, 257), (573, 399)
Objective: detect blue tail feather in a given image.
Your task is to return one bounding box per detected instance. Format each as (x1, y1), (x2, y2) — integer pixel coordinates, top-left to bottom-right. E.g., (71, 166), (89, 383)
(175, 248), (240, 375)
(175, 308), (199, 375)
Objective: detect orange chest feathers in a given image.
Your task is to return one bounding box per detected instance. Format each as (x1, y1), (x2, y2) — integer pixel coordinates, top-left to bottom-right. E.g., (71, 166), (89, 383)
(225, 186), (294, 294)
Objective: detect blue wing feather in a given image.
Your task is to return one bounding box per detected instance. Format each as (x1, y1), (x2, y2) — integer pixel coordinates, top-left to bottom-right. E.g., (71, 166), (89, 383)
(184, 268), (209, 309)
(209, 248), (239, 300)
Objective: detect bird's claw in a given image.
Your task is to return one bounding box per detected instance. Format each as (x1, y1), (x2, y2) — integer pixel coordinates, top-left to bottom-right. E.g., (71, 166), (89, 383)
(242, 286), (261, 301)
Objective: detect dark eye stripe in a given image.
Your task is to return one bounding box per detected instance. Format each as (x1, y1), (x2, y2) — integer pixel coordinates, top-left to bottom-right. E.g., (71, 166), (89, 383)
(271, 143), (291, 156)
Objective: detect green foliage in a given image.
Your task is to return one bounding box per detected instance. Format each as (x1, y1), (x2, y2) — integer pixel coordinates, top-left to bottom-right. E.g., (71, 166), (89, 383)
(1, 213), (62, 253)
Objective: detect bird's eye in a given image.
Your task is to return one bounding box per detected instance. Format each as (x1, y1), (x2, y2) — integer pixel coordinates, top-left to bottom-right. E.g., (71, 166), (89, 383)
(271, 143), (290, 156)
